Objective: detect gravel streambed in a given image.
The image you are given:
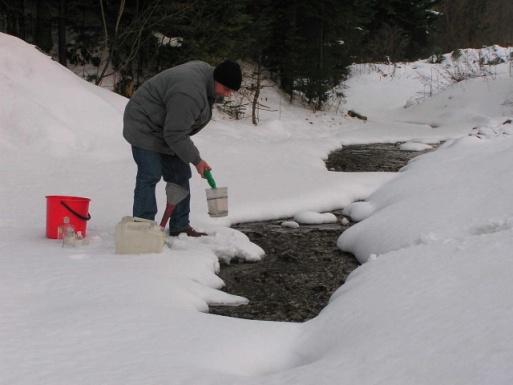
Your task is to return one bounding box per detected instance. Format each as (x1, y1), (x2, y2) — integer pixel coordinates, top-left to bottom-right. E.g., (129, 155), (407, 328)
(210, 216), (357, 322)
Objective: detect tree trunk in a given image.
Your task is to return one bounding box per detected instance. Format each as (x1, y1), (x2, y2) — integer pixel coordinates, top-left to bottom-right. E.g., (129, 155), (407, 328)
(6, 0), (25, 39)
(252, 59), (261, 125)
(58, 0), (67, 66)
(6, 11), (18, 36)
(35, 0), (53, 52)
(136, 0), (144, 87)
(319, 9), (324, 72)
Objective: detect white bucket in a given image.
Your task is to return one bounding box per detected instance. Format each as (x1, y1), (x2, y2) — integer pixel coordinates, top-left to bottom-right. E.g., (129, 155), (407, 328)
(206, 187), (228, 217)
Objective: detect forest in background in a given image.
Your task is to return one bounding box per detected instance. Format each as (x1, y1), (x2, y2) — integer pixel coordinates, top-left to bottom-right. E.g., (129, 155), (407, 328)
(1, 0), (512, 110)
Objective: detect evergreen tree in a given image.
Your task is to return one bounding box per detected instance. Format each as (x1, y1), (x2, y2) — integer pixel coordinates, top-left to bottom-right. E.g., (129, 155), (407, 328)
(363, 0), (440, 61)
(264, 0), (371, 109)
(264, 0), (304, 96)
(243, 0), (274, 124)
(163, 0), (251, 65)
(433, 0), (513, 51)
(0, 0), (445, 106)
(0, 0), (25, 39)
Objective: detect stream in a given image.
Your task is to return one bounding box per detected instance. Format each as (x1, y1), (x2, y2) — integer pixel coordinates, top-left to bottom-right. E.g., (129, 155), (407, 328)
(210, 143), (434, 322)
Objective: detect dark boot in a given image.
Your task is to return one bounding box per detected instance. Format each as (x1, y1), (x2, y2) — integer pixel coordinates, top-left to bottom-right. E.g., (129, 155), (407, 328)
(169, 226), (208, 237)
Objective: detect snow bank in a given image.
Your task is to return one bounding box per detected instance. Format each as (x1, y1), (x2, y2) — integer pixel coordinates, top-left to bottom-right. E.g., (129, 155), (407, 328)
(339, 122), (513, 262)
(0, 33), (127, 160)
(286, 232), (513, 385)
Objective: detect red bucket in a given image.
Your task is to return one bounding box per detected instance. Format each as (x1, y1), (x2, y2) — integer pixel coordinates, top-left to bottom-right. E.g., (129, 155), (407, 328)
(46, 196), (91, 239)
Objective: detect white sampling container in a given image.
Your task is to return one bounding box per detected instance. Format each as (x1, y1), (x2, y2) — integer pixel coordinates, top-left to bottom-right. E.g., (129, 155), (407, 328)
(205, 187), (228, 217)
(115, 216), (165, 254)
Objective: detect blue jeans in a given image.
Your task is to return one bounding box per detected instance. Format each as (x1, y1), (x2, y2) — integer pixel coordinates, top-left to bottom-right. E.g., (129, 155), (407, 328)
(131, 146), (191, 232)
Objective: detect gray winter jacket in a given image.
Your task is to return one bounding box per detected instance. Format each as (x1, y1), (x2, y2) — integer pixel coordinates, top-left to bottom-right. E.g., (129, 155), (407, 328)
(123, 61), (216, 165)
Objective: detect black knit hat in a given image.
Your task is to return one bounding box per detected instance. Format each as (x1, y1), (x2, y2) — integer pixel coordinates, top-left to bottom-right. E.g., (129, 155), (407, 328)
(214, 60), (242, 91)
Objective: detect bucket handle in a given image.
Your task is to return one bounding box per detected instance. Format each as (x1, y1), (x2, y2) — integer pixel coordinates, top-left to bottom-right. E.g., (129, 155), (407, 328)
(60, 201), (91, 221)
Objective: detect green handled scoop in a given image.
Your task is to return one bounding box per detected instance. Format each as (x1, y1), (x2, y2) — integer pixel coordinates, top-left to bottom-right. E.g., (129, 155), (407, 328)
(204, 170), (217, 189)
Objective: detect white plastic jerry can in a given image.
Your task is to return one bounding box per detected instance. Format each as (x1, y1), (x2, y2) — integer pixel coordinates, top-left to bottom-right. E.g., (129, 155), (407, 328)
(115, 216), (165, 254)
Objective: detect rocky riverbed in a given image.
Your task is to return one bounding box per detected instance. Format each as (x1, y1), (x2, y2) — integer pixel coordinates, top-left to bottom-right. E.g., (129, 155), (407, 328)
(210, 143), (434, 322)
(210, 215), (357, 322)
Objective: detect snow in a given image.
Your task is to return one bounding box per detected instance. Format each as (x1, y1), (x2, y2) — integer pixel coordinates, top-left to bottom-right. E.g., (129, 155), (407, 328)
(399, 141), (433, 151)
(293, 211), (338, 224)
(342, 200), (375, 222)
(281, 220), (300, 228)
(2, 32), (513, 384)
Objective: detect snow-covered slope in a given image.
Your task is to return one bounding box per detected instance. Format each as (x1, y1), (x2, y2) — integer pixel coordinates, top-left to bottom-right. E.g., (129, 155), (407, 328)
(0, 34), (126, 159)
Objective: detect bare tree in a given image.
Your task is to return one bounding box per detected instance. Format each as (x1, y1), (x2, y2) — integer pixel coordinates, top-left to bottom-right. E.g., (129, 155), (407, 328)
(242, 61), (276, 125)
(95, 0), (194, 88)
(96, 0), (126, 84)
(251, 59), (262, 125)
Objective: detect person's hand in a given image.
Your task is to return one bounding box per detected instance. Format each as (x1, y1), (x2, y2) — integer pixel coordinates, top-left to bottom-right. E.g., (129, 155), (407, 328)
(195, 159), (211, 177)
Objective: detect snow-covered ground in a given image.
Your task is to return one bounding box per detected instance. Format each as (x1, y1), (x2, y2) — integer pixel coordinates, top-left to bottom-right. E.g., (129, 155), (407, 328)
(2, 33), (513, 384)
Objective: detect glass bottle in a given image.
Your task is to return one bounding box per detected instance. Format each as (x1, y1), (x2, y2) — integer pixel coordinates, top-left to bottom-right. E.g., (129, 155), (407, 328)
(58, 216), (76, 246)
